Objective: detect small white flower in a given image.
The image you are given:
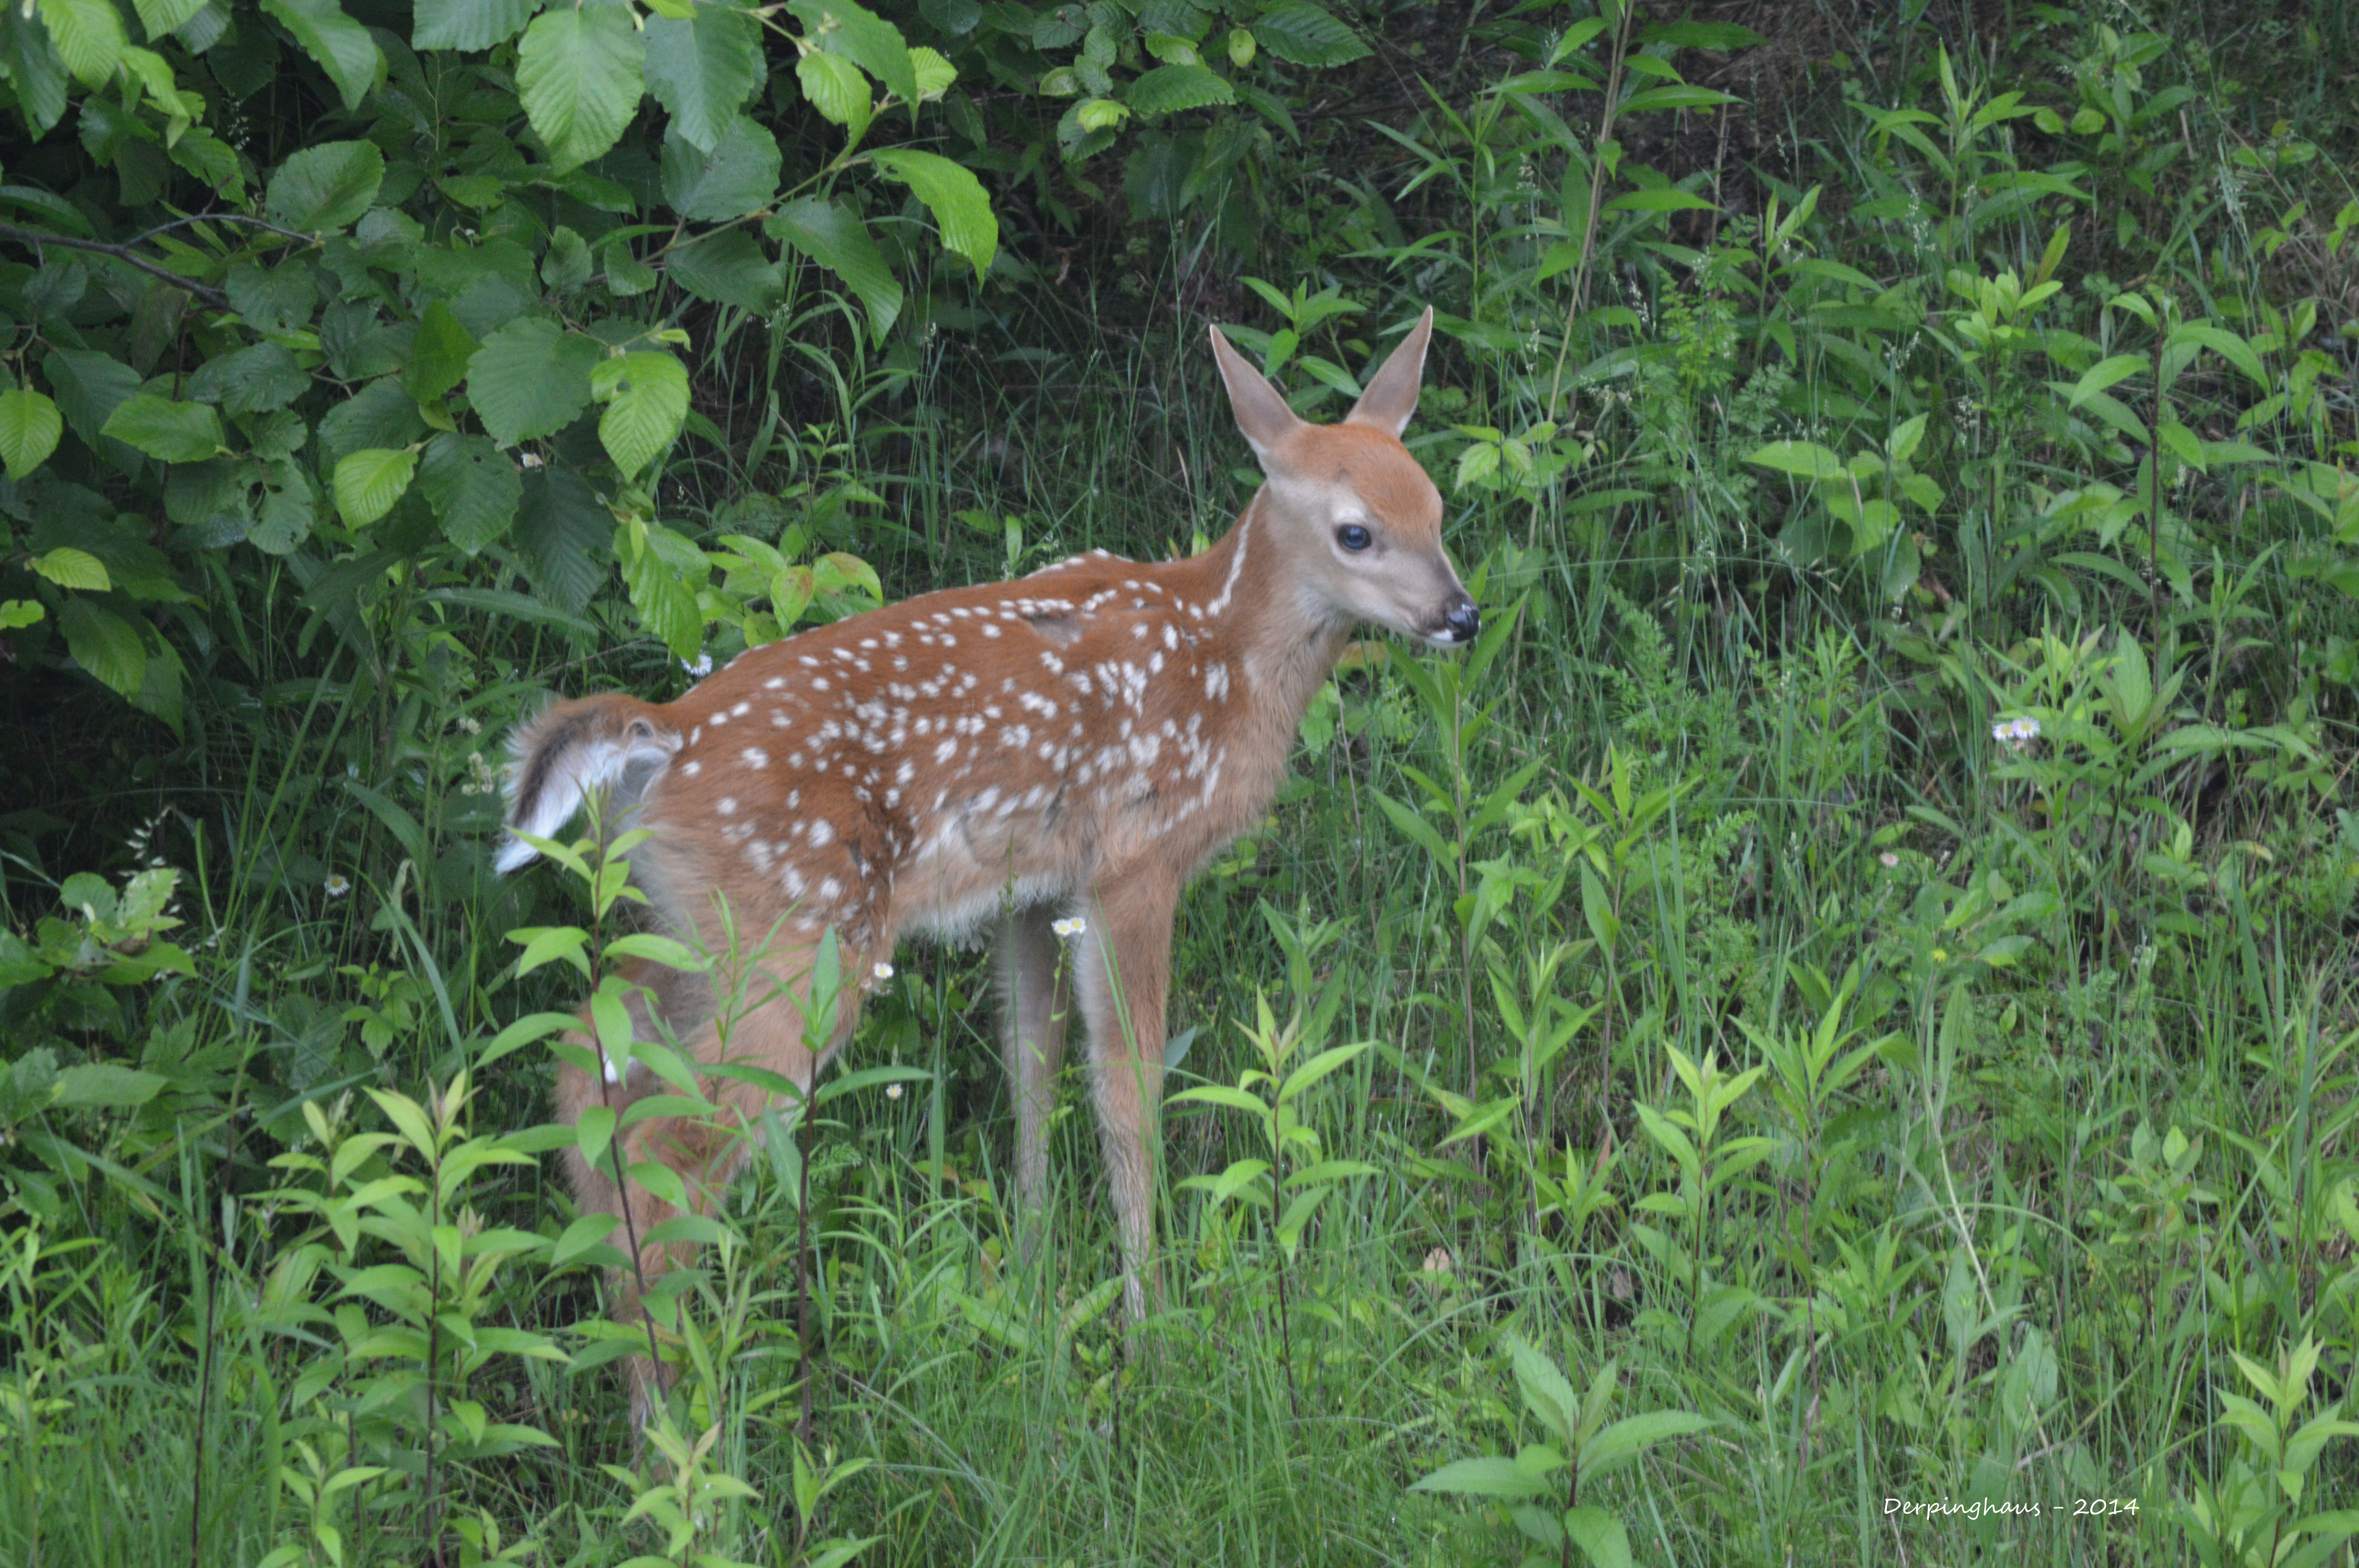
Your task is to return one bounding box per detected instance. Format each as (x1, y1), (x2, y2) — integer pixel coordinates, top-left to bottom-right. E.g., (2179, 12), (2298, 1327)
(885, 1082), (903, 1100)
(323, 874), (351, 898)
(872, 960), (895, 982)
(1879, 851), (1900, 868)
(520, 452), (545, 469)
(1052, 917), (1086, 939)
(603, 1051), (625, 1084)
(1993, 715), (2042, 748)
(683, 652), (714, 678)
(456, 715), (482, 735)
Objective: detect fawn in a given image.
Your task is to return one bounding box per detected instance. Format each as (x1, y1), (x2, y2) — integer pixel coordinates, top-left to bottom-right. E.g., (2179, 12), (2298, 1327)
(499, 309), (1474, 1416)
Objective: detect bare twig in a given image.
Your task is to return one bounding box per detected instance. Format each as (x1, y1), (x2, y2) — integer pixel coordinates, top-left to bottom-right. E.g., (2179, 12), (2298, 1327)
(0, 222), (231, 309)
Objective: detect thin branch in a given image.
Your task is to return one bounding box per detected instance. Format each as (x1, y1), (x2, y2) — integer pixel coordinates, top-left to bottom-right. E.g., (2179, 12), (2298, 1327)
(125, 212), (321, 248)
(0, 222), (230, 309)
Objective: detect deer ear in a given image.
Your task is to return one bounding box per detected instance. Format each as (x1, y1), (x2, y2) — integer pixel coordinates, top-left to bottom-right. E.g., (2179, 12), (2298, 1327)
(1343, 307), (1434, 438)
(1210, 325), (1303, 463)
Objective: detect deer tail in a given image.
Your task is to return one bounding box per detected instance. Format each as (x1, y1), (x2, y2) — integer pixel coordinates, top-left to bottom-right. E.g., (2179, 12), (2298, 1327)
(497, 693), (682, 873)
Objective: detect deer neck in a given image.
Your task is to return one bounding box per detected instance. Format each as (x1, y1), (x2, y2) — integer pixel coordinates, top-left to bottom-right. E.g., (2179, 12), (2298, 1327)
(1193, 488), (1350, 733)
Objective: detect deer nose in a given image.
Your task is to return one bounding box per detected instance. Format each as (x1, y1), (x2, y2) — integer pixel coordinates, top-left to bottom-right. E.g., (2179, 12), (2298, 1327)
(1443, 599), (1481, 643)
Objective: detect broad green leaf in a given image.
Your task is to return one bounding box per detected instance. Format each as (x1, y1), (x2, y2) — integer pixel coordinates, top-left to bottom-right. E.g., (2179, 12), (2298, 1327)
(51, 1063), (167, 1107)
(57, 597), (145, 696)
(871, 147), (996, 278)
(466, 318), (602, 445)
(1372, 789), (1452, 866)
(786, 0), (916, 113)
(102, 394), (223, 462)
(418, 432), (522, 552)
(31, 546), (109, 590)
(130, 0), (203, 40)
(667, 228), (782, 313)
(622, 520), (705, 659)
(767, 196), (902, 341)
(1249, 1), (1368, 66)
(0, 388), (63, 478)
(1580, 1410), (1712, 1478)
(591, 352), (689, 475)
(1409, 1457), (1553, 1499)
(253, 482), (317, 554)
(0, 9), (72, 134)
(412, 0), (538, 51)
(1127, 60), (1233, 116)
(1507, 1336), (1582, 1444)
(37, 0), (125, 85)
(404, 299), (480, 405)
(574, 1104), (617, 1175)
(1563, 1507), (1633, 1568)
(264, 140), (387, 232)
(644, 0), (763, 151)
(333, 447), (418, 527)
(0, 601), (42, 631)
(184, 343), (307, 414)
(259, 0), (384, 110)
(517, 4), (645, 171)
(660, 115), (781, 220)
(2068, 351), (2148, 408)
(1744, 439), (1847, 481)
(514, 466), (610, 612)
(796, 49), (872, 138)
(1605, 186), (1718, 212)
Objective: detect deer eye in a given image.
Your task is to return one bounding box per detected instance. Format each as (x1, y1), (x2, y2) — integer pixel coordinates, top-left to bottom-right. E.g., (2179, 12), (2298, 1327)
(1336, 523), (1372, 552)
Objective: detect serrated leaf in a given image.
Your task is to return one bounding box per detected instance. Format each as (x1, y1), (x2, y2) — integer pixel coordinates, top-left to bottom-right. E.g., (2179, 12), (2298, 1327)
(264, 140), (387, 232)
(660, 114), (781, 220)
(334, 447), (418, 527)
(252, 482), (316, 554)
(466, 318), (602, 445)
(870, 147), (996, 278)
(101, 394), (223, 462)
(623, 521), (704, 659)
(1249, 1), (1367, 66)
(514, 466), (609, 612)
(37, 0), (126, 86)
(56, 597), (145, 697)
(183, 343), (307, 414)
(131, 0), (203, 40)
(643, 0), (763, 151)
(786, 0), (915, 111)
(31, 546), (109, 590)
(796, 49), (872, 136)
(412, 0), (537, 51)
(259, 0), (384, 110)
(1127, 60), (1233, 116)
(0, 10), (72, 134)
(517, 3), (645, 171)
(591, 352), (689, 475)
(767, 196), (902, 342)
(667, 228), (781, 313)
(418, 432), (522, 552)
(404, 299), (480, 405)
(0, 388), (63, 479)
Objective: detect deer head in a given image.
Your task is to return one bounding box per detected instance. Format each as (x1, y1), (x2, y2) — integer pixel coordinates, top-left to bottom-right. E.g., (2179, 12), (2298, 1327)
(1208, 307), (1480, 648)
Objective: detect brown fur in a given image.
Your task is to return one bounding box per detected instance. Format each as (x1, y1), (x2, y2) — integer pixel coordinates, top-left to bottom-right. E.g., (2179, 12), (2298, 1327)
(506, 310), (1474, 1420)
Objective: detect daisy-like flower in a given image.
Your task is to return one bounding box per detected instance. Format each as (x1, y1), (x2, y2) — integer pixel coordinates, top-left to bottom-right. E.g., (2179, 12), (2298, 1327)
(1052, 916), (1087, 939)
(323, 874), (351, 898)
(683, 652), (714, 678)
(1991, 715), (2042, 747)
(872, 960), (895, 982)
(885, 1082), (903, 1100)
(1879, 851), (1901, 868)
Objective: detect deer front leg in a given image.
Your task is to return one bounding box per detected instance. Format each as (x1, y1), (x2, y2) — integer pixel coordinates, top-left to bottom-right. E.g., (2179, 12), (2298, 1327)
(1073, 872), (1178, 1323)
(998, 902), (1072, 1234)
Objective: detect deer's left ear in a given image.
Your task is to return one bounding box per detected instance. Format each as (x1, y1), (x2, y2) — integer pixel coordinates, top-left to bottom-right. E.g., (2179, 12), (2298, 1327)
(1343, 307), (1434, 438)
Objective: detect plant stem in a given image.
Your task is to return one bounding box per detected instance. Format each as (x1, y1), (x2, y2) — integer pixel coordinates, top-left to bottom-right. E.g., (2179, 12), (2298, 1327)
(1542, 0), (1639, 425)
(1270, 1163), (1301, 1424)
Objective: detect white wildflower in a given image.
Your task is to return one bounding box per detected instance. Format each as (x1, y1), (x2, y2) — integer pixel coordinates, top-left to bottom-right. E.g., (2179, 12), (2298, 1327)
(1052, 917), (1087, 939)
(520, 452), (545, 469)
(872, 960), (894, 982)
(683, 652), (714, 678)
(1879, 851), (1900, 868)
(323, 874), (351, 898)
(1992, 715), (2041, 747)
(885, 1082), (903, 1100)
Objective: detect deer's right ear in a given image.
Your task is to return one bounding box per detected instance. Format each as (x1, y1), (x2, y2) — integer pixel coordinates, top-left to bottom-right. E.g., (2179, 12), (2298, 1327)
(1210, 325), (1303, 464)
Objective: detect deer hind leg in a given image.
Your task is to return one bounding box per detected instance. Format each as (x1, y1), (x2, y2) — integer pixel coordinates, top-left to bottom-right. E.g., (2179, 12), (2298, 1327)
(998, 902), (1073, 1237)
(1072, 871), (1178, 1324)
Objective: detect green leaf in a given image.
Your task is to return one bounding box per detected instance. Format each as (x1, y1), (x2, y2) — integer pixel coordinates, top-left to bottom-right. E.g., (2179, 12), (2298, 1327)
(786, 0), (916, 113)
(466, 318), (602, 445)
(1249, 1), (1368, 66)
(591, 352), (689, 475)
(514, 466), (611, 612)
(37, 0), (126, 86)
(2068, 351), (2148, 408)
(796, 49), (872, 137)
(404, 299), (480, 405)
(1563, 1507), (1633, 1568)
(413, 0), (538, 51)
(1580, 1410), (1712, 1479)
(51, 1063), (167, 1108)
(334, 447), (418, 527)
(517, 3), (645, 171)
(644, 0), (763, 151)
(667, 227), (782, 313)
(258, 0), (384, 111)
(1126, 60), (1234, 116)
(1605, 187), (1719, 212)
(264, 140), (387, 232)
(1372, 789), (1452, 867)
(252, 481), (317, 554)
(622, 521), (705, 659)
(1744, 439), (1847, 481)
(0, 388), (63, 479)
(101, 394), (223, 462)
(660, 114), (781, 220)
(767, 196), (902, 342)
(184, 343), (307, 415)
(31, 546), (109, 590)
(0, 9), (72, 134)
(56, 597), (145, 697)
(418, 432), (522, 552)
(130, 0), (203, 40)
(870, 147), (996, 279)
(1409, 1457), (1553, 1499)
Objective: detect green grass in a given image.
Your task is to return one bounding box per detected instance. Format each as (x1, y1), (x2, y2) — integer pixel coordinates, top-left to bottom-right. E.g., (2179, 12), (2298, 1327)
(8, 3), (2359, 1564)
